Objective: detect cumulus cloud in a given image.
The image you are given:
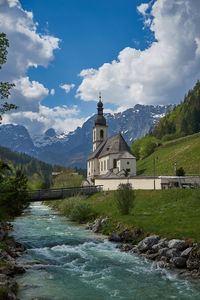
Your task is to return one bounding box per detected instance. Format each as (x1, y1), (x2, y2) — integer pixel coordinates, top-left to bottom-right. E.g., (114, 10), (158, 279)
(0, 0), (85, 134)
(60, 83), (75, 93)
(2, 104), (86, 136)
(77, 0), (200, 106)
(0, 0), (59, 112)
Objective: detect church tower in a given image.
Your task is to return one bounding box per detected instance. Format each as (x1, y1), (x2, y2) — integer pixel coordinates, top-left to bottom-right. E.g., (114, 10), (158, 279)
(93, 93), (108, 152)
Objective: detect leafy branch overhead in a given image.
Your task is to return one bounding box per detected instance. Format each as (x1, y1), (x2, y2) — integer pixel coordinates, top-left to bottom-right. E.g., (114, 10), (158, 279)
(0, 32), (17, 124)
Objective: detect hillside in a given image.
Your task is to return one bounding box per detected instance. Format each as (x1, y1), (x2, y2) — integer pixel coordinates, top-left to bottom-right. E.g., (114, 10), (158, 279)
(153, 81), (200, 140)
(136, 132), (200, 175)
(0, 145), (53, 183)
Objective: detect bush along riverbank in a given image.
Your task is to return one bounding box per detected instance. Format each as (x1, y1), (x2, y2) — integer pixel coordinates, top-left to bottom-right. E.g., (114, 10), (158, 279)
(0, 222), (26, 300)
(47, 188), (200, 281)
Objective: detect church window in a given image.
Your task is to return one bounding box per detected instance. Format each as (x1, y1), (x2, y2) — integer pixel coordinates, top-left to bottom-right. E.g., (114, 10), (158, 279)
(113, 159), (117, 168)
(127, 161), (130, 165)
(104, 160), (106, 170)
(101, 161), (103, 171)
(100, 129), (104, 139)
(126, 169), (130, 172)
(107, 159), (109, 170)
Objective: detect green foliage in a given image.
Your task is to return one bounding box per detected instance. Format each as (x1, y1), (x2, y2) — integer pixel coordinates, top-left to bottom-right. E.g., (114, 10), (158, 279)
(52, 170), (83, 188)
(153, 80), (200, 141)
(0, 286), (8, 300)
(60, 196), (95, 223)
(0, 166), (29, 220)
(0, 33), (17, 124)
(131, 135), (160, 160)
(86, 189), (200, 241)
(0, 145), (53, 186)
(114, 183), (135, 215)
(136, 132), (200, 175)
(176, 167), (185, 176)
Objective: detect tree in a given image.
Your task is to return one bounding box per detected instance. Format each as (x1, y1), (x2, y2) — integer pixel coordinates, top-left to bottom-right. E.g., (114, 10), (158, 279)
(114, 183), (135, 215)
(0, 32), (17, 124)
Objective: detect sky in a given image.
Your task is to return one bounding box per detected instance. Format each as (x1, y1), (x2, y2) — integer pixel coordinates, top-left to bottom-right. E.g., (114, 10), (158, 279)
(0, 0), (200, 136)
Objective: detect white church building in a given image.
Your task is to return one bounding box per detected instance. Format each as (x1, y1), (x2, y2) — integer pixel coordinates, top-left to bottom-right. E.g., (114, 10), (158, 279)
(87, 96), (136, 180)
(86, 96), (200, 190)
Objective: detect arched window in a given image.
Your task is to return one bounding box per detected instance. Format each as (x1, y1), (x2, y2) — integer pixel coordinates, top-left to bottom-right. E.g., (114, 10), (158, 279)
(100, 129), (104, 139)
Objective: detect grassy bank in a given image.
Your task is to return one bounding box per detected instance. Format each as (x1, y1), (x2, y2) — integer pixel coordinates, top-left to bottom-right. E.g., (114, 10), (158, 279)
(136, 132), (200, 175)
(47, 189), (200, 243)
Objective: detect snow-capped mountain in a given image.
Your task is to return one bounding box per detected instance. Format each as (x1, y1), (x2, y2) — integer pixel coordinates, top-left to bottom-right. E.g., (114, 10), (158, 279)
(0, 104), (173, 168)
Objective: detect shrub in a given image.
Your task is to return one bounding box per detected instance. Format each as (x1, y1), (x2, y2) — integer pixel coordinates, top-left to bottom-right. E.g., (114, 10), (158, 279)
(60, 195), (95, 223)
(176, 167), (185, 176)
(114, 183), (135, 215)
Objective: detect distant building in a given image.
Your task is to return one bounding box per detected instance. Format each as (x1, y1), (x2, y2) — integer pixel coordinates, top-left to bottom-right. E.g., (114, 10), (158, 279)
(87, 95), (136, 180)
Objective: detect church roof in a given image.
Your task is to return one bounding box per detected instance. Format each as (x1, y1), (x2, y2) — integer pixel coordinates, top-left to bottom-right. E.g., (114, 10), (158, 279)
(88, 133), (135, 160)
(88, 139), (107, 160)
(98, 133), (134, 158)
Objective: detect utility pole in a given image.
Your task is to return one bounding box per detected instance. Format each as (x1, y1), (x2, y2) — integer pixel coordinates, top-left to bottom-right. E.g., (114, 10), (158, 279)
(153, 157), (158, 190)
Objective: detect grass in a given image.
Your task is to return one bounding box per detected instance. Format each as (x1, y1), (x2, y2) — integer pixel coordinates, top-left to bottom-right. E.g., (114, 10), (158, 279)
(136, 132), (200, 175)
(0, 287), (8, 300)
(0, 259), (11, 269)
(85, 189), (200, 242)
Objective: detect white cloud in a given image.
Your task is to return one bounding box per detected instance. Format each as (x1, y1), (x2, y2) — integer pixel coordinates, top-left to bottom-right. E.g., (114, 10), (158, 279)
(50, 88), (55, 96)
(2, 104), (86, 136)
(77, 0), (200, 107)
(0, 0), (60, 112)
(60, 83), (75, 93)
(137, 3), (149, 16)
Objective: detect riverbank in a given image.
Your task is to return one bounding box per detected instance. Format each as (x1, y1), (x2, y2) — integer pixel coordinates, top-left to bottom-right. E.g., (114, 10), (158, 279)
(47, 189), (200, 281)
(0, 222), (26, 300)
(10, 202), (200, 299)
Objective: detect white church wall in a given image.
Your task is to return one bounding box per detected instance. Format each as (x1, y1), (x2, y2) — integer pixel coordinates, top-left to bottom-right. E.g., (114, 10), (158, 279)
(118, 158), (136, 176)
(87, 158), (99, 178)
(95, 177), (162, 190)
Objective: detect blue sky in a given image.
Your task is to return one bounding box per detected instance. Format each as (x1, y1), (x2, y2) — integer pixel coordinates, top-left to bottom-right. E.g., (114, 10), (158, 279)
(1, 0), (200, 136)
(20, 0), (152, 116)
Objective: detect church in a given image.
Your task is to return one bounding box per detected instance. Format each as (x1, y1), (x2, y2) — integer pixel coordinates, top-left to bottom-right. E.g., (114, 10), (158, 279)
(87, 95), (136, 180)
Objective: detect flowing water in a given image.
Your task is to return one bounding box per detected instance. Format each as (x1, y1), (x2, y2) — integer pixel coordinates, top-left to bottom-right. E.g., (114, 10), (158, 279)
(11, 202), (200, 300)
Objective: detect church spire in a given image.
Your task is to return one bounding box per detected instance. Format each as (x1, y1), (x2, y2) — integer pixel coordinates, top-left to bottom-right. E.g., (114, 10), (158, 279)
(95, 92), (106, 125)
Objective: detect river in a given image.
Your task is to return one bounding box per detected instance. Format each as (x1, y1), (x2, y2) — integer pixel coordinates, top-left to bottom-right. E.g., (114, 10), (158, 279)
(10, 202), (200, 300)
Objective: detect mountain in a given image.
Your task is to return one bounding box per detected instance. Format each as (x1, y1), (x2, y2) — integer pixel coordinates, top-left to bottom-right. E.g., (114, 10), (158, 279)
(0, 104), (172, 168)
(152, 81), (200, 140)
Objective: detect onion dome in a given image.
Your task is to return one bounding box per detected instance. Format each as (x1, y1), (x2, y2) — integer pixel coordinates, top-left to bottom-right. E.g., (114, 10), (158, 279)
(94, 93), (106, 126)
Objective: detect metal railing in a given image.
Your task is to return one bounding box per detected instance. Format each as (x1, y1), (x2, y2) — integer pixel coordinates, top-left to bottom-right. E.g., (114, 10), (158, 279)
(27, 185), (103, 202)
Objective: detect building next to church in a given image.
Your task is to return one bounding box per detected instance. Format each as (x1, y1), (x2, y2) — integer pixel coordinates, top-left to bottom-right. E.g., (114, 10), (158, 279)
(87, 95), (136, 180)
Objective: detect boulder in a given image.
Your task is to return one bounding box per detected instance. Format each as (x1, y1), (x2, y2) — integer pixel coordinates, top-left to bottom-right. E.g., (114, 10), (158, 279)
(157, 260), (170, 269)
(92, 218), (102, 233)
(118, 228), (134, 242)
(186, 248), (200, 271)
(168, 239), (188, 251)
(137, 235), (160, 252)
(109, 232), (122, 242)
(146, 253), (159, 260)
(181, 247), (193, 258)
(158, 247), (169, 257)
(152, 239), (168, 252)
(166, 248), (181, 258)
(171, 257), (187, 268)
